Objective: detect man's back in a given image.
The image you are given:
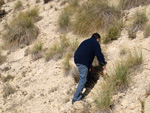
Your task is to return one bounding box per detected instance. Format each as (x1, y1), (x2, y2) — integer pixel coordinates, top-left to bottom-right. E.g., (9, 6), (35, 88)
(74, 37), (106, 68)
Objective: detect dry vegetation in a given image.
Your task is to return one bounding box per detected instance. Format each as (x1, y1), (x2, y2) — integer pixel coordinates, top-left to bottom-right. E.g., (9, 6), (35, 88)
(0, 0), (4, 8)
(95, 47), (142, 111)
(31, 41), (43, 61)
(3, 83), (16, 98)
(14, 0), (22, 10)
(144, 24), (150, 38)
(120, 0), (150, 10)
(0, 50), (6, 65)
(2, 7), (40, 49)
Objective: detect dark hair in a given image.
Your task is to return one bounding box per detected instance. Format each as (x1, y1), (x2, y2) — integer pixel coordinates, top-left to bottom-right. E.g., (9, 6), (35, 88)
(92, 33), (101, 39)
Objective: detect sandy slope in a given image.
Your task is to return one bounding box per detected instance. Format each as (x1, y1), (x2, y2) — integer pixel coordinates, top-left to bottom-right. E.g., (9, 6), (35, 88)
(0, 0), (150, 113)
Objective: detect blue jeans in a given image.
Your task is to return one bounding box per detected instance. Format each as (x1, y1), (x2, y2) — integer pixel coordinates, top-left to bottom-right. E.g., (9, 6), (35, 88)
(72, 64), (88, 104)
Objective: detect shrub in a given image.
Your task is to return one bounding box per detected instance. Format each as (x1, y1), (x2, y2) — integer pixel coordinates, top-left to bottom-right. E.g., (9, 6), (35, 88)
(0, 0), (4, 8)
(0, 50), (6, 65)
(62, 52), (72, 74)
(1, 75), (14, 82)
(3, 83), (16, 98)
(126, 48), (142, 67)
(120, 0), (150, 10)
(14, 0), (22, 10)
(95, 80), (113, 112)
(26, 6), (40, 22)
(120, 45), (129, 56)
(103, 21), (122, 44)
(70, 66), (79, 83)
(132, 11), (148, 31)
(31, 41), (43, 60)
(58, 9), (71, 30)
(2, 10), (39, 49)
(128, 28), (136, 39)
(144, 24), (150, 38)
(45, 35), (70, 61)
(72, 0), (121, 36)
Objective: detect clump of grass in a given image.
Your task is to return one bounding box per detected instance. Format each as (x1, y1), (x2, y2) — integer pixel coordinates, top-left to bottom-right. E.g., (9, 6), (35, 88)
(103, 21), (122, 44)
(2, 8), (39, 49)
(95, 47), (143, 111)
(70, 38), (79, 52)
(126, 48), (142, 67)
(31, 41), (43, 60)
(120, 46), (129, 56)
(45, 35), (70, 61)
(128, 28), (136, 39)
(26, 6), (40, 22)
(0, 0), (4, 8)
(0, 50), (6, 65)
(72, 1), (121, 36)
(95, 80), (113, 112)
(14, 0), (22, 10)
(3, 83), (16, 98)
(1, 75), (14, 82)
(144, 24), (150, 38)
(58, 8), (71, 30)
(120, 0), (150, 10)
(145, 83), (150, 98)
(133, 11), (148, 31)
(62, 52), (72, 74)
(70, 66), (79, 83)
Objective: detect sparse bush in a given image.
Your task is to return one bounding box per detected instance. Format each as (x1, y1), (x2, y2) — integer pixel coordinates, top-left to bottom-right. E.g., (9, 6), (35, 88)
(120, 46), (129, 56)
(1, 75), (14, 82)
(70, 38), (79, 52)
(3, 83), (16, 98)
(68, 0), (79, 8)
(58, 9), (71, 30)
(133, 11), (148, 31)
(0, 50), (6, 65)
(70, 66), (79, 83)
(145, 83), (150, 98)
(126, 48), (142, 67)
(62, 52), (72, 74)
(95, 80), (113, 112)
(144, 24), (150, 38)
(26, 6), (40, 22)
(103, 22), (122, 43)
(14, 0), (22, 10)
(31, 41), (43, 60)
(72, 1), (121, 36)
(45, 35), (70, 61)
(120, 0), (150, 10)
(128, 28), (136, 39)
(0, 0), (4, 8)
(2, 9), (39, 49)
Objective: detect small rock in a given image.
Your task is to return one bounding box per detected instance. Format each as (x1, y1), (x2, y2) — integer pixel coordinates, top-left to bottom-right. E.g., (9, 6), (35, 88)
(130, 103), (136, 110)
(74, 101), (87, 110)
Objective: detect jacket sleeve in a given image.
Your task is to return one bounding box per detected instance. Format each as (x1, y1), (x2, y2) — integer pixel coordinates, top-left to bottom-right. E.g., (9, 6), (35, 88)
(94, 42), (107, 66)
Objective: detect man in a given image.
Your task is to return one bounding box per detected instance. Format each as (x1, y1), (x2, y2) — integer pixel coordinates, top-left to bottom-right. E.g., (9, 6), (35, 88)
(72, 33), (107, 104)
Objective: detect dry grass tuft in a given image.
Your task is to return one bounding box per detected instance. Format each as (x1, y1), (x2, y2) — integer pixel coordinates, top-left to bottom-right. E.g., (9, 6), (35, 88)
(2, 7), (40, 49)
(1, 75), (14, 82)
(0, 50), (6, 65)
(14, 0), (22, 10)
(72, 1), (121, 36)
(45, 35), (70, 61)
(3, 83), (16, 98)
(70, 66), (79, 83)
(103, 21), (122, 43)
(0, 0), (4, 8)
(62, 52), (72, 74)
(144, 24), (150, 38)
(120, 0), (150, 10)
(31, 41), (43, 61)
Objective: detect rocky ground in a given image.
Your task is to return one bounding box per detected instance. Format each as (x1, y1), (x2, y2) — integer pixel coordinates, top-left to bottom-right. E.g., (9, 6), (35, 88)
(0, 0), (150, 113)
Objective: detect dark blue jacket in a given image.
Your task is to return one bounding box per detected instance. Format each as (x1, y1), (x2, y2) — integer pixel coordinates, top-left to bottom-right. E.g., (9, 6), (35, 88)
(74, 37), (107, 68)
